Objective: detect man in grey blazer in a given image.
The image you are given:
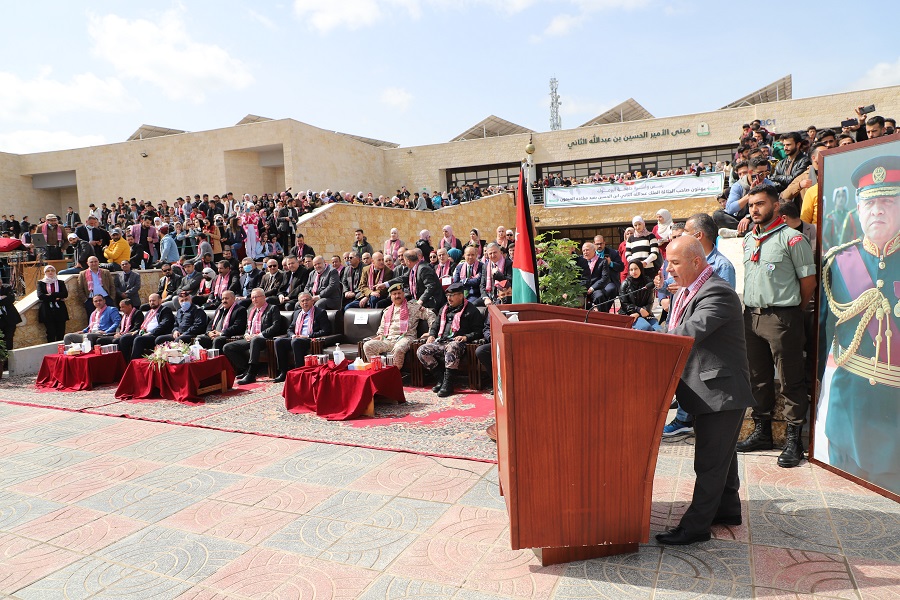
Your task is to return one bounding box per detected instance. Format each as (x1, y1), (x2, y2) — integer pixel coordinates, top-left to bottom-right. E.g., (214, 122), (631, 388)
(656, 236), (756, 546)
(303, 255), (342, 310)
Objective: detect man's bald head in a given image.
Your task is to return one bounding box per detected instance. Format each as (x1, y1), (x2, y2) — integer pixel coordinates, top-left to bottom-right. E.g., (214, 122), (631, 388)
(665, 236), (708, 288)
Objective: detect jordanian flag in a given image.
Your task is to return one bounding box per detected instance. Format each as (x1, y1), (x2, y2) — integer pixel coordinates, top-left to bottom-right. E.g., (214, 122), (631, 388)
(512, 168), (539, 304)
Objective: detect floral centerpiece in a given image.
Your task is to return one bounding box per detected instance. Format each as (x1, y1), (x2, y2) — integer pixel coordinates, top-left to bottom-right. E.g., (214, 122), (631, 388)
(146, 340), (192, 369)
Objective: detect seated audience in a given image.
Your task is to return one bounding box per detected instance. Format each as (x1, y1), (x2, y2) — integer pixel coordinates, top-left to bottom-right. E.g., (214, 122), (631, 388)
(272, 291), (332, 382)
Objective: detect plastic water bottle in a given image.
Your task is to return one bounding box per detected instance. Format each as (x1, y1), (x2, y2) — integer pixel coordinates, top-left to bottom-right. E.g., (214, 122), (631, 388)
(332, 346), (345, 365)
(190, 340), (202, 362)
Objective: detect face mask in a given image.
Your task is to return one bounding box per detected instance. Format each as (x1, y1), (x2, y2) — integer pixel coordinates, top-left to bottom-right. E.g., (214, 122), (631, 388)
(86, 225), (93, 230)
(243, 265), (253, 273)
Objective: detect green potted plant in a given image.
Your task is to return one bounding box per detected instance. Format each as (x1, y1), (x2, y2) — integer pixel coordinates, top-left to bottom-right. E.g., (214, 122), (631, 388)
(534, 232), (585, 308)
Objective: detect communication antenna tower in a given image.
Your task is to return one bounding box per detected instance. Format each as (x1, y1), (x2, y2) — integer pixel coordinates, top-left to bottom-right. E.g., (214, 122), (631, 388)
(549, 77), (562, 131)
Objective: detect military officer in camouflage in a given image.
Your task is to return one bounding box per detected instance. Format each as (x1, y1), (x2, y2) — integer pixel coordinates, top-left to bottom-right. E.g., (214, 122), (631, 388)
(821, 155), (900, 494)
(736, 184), (817, 468)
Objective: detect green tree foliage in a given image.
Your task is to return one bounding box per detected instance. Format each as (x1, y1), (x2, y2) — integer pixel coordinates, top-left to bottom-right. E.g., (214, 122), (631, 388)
(535, 232), (584, 308)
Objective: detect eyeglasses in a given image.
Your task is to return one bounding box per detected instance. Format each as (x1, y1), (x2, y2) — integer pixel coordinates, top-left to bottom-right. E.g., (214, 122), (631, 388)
(161, 269), (171, 273)
(506, 233), (514, 237)
(268, 265), (278, 269)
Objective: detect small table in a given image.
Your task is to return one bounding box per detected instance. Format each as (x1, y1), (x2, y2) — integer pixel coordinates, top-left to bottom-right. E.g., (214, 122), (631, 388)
(282, 362), (405, 420)
(36, 352), (126, 391)
(114, 355), (234, 404)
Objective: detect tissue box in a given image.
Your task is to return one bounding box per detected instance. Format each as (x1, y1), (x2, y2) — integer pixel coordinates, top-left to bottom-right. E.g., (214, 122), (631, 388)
(100, 344), (118, 355)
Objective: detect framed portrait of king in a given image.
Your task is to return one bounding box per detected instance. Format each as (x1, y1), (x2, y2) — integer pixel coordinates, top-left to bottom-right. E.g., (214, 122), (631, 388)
(813, 135), (900, 501)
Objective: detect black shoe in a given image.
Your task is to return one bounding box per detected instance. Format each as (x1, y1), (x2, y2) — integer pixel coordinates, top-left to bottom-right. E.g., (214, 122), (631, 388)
(437, 368), (455, 398)
(272, 371), (287, 383)
(778, 424), (805, 468)
(655, 526), (711, 546)
(237, 367), (257, 385)
(736, 418), (773, 453)
(711, 514), (742, 526)
(669, 400), (678, 410)
(431, 367), (445, 393)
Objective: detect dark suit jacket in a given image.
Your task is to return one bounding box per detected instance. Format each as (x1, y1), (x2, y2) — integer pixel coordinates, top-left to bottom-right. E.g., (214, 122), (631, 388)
(386, 262), (445, 310)
(286, 307), (332, 338)
(279, 268), (306, 301)
(479, 258), (513, 302)
(75, 225), (111, 258)
(157, 273), (182, 298)
(670, 275), (755, 415)
(604, 247), (625, 280)
(289, 243), (316, 259)
(304, 266), (341, 305)
(260, 270), (284, 297)
(144, 305), (176, 336)
(576, 255), (611, 292)
(341, 264), (363, 296)
(117, 271), (142, 306)
(208, 303), (248, 338)
(174, 272), (202, 296)
(117, 308), (145, 334)
(245, 303), (287, 339)
(0, 284), (23, 328)
(173, 304), (208, 337)
(238, 269), (263, 297)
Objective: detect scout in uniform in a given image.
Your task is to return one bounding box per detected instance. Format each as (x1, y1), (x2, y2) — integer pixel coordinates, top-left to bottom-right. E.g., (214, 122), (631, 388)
(736, 184), (817, 468)
(821, 155), (900, 494)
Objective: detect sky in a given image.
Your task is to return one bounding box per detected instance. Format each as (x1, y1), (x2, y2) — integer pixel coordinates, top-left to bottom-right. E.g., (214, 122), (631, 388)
(1, 1), (898, 154)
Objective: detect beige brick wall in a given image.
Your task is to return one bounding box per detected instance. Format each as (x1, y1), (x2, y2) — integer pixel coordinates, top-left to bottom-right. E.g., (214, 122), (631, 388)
(297, 194), (517, 257)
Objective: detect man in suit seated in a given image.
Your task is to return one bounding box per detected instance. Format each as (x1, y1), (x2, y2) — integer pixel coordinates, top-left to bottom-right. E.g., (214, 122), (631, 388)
(416, 282), (484, 397)
(121, 293), (176, 361)
(340, 251), (363, 308)
(154, 290), (208, 345)
(363, 283), (435, 370)
(156, 262), (182, 303)
(453, 246), (483, 299)
(260, 258), (284, 303)
(236, 257), (263, 307)
(476, 243), (513, 307)
(304, 255), (342, 310)
(196, 291), (247, 352)
(379, 249), (445, 314)
(63, 294), (121, 346)
(594, 234), (624, 289)
(576, 241), (613, 309)
(95, 298), (144, 347)
(346, 251), (392, 309)
(173, 260), (202, 298)
(201, 260), (240, 309)
(272, 291), (332, 382)
(655, 236), (755, 546)
(275, 256), (307, 310)
(77, 256), (117, 316)
(223, 287), (287, 384)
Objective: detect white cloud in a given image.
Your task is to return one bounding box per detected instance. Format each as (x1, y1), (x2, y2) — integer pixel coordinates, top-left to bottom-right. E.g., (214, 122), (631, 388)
(541, 14), (582, 38)
(0, 69), (134, 124)
(248, 9), (279, 30)
(294, 0), (408, 32)
(852, 57), (900, 90)
(0, 130), (107, 154)
(380, 87), (413, 111)
(88, 9), (254, 102)
(530, 0), (651, 41)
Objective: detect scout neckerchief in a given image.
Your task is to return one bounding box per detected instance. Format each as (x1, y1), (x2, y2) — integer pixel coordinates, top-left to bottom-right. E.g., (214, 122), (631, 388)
(749, 215), (787, 262)
(438, 299), (468, 338)
(383, 299), (410, 336)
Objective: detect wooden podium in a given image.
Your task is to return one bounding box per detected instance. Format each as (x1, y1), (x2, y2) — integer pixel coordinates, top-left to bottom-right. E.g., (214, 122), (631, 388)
(488, 304), (693, 565)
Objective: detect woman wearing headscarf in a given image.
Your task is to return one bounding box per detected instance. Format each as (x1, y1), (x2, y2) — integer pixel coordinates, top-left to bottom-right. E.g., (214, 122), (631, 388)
(384, 228), (405, 261)
(495, 225), (509, 252)
(652, 208), (674, 260)
(37, 265), (69, 342)
(439, 225), (463, 252)
(464, 229), (485, 259)
(618, 259), (662, 332)
(415, 229), (433, 261)
(625, 216), (661, 279)
(618, 226), (634, 284)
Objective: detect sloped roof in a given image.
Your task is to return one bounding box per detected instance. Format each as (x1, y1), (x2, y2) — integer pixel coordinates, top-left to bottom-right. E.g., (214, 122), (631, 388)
(452, 115), (534, 141)
(721, 75), (792, 109)
(579, 98), (654, 127)
(126, 124), (187, 141)
(335, 133), (400, 148)
(235, 114), (273, 125)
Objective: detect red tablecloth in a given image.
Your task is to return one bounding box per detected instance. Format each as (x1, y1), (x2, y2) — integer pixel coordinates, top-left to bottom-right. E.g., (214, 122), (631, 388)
(114, 355), (235, 404)
(36, 352), (126, 391)
(283, 360), (405, 420)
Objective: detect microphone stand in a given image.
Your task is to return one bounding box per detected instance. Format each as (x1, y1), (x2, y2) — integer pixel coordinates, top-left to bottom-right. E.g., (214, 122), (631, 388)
(583, 282), (654, 323)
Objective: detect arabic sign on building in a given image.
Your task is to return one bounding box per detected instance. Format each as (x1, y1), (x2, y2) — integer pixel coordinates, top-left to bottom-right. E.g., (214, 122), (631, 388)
(543, 173), (725, 208)
(567, 126), (697, 149)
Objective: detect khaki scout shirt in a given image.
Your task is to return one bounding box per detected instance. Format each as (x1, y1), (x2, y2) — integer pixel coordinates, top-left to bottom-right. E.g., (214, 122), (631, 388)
(742, 224), (816, 308)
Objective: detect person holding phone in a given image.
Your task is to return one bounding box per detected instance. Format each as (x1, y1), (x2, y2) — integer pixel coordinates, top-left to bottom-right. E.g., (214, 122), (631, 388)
(721, 158), (775, 233)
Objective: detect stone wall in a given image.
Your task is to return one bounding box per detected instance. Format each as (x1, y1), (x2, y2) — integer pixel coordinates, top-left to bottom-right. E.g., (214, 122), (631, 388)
(531, 195), (721, 231)
(298, 193), (517, 257)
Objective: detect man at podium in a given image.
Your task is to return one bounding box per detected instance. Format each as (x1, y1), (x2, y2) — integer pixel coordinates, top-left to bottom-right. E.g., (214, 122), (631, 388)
(656, 236), (755, 546)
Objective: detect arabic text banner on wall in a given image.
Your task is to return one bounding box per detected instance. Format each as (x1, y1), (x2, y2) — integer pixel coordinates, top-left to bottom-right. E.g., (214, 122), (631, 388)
(543, 173), (725, 208)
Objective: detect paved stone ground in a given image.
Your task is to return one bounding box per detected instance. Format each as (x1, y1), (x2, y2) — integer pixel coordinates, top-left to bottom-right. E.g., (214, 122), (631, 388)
(0, 401), (897, 599)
